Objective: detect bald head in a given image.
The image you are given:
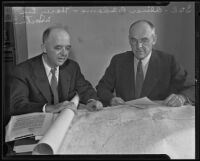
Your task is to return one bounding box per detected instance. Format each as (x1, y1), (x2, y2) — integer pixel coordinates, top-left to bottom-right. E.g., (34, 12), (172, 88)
(42, 26), (70, 44)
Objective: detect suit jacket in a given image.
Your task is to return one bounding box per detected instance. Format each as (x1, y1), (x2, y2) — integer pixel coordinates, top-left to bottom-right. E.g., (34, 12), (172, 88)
(96, 50), (195, 106)
(10, 54), (98, 115)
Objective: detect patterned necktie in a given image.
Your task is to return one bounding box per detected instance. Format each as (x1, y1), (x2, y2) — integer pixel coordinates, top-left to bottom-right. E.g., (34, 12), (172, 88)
(50, 68), (59, 104)
(135, 59), (144, 99)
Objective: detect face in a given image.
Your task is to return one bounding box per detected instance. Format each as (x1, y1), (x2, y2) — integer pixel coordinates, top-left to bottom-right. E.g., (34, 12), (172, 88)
(42, 28), (71, 67)
(129, 22), (157, 60)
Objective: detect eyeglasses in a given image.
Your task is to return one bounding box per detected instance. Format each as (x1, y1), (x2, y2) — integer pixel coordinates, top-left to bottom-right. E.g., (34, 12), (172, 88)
(130, 38), (151, 45)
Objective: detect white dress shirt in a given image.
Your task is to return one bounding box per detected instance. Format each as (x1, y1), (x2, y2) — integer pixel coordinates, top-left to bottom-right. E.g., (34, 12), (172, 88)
(42, 55), (59, 84)
(134, 52), (152, 83)
(42, 55), (59, 112)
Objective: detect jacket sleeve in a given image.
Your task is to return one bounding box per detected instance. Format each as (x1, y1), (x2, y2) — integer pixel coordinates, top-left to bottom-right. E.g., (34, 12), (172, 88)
(74, 62), (98, 104)
(10, 67), (45, 115)
(96, 56), (117, 106)
(169, 55), (195, 104)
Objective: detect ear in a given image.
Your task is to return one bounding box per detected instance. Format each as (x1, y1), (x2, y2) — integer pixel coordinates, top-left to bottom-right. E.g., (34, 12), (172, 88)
(152, 34), (157, 45)
(128, 35), (132, 44)
(41, 44), (47, 53)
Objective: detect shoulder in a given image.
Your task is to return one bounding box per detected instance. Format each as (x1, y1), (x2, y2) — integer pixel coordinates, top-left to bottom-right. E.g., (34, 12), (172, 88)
(63, 58), (79, 67)
(61, 58), (80, 70)
(14, 54), (42, 73)
(152, 49), (175, 62)
(111, 51), (134, 63)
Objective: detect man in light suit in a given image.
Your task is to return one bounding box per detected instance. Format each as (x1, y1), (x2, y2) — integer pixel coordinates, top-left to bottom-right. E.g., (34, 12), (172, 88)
(96, 20), (195, 107)
(10, 26), (103, 115)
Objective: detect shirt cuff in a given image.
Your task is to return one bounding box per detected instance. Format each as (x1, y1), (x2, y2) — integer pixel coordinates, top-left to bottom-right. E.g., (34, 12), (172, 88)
(42, 104), (47, 112)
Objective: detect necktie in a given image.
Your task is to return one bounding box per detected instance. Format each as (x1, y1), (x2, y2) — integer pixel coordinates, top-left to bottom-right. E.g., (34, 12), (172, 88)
(50, 68), (59, 104)
(135, 59), (144, 99)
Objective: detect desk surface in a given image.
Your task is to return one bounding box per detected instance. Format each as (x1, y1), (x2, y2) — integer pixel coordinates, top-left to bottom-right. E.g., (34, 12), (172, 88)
(58, 104), (195, 159)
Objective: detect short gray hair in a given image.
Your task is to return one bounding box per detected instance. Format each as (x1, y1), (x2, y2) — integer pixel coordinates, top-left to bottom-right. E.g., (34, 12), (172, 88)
(129, 20), (155, 34)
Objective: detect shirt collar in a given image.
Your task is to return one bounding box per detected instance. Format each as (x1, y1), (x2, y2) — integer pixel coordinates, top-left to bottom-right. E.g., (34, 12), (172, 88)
(134, 51), (152, 66)
(42, 54), (59, 76)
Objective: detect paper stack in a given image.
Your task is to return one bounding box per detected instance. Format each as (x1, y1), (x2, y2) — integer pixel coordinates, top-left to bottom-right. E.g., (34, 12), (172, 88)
(5, 93), (80, 154)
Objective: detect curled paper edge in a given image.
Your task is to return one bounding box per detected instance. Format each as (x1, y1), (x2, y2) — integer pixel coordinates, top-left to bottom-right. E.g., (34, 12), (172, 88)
(32, 93), (79, 155)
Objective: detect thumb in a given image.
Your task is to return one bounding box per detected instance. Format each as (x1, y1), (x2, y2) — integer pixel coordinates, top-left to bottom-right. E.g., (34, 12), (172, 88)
(63, 100), (70, 105)
(117, 98), (125, 104)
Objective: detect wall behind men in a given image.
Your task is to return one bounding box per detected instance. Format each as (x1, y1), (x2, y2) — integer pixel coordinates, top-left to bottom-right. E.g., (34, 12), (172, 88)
(12, 2), (195, 87)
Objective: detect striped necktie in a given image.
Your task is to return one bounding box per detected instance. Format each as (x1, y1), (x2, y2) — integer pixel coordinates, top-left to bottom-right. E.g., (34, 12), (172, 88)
(50, 68), (59, 104)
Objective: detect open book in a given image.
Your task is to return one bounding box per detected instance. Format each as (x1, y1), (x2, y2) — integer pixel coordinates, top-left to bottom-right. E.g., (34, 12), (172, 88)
(5, 94), (80, 154)
(5, 112), (54, 142)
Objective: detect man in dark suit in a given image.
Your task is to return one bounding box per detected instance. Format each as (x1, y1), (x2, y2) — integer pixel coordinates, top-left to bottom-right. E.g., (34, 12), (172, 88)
(10, 26), (103, 115)
(96, 20), (195, 107)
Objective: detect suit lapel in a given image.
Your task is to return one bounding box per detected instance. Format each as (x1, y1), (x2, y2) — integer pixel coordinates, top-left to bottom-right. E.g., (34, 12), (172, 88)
(58, 63), (71, 101)
(33, 54), (52, 103)
(141, 51), (159, 97)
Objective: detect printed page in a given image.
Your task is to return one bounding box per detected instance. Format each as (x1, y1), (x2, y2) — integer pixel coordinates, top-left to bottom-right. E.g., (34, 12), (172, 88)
(5, 112), (54, 142)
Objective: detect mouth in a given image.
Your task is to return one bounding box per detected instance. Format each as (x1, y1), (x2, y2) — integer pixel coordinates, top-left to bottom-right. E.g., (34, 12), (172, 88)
(136, 50), (143, 53)
(58, 58), (66, 62)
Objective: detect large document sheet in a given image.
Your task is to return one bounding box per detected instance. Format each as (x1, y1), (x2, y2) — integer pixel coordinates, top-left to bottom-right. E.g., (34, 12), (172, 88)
(56, 101), (195, 159)
(6, 97), (195, 158)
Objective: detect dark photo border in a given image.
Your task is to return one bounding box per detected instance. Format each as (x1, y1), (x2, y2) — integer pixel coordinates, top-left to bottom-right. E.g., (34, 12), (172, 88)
(1, 0), (199, 160)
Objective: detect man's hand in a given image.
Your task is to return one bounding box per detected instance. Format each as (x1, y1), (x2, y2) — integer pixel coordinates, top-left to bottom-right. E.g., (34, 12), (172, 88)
(86, 100), (104, 111)
(45, 101), (76, 113)
(110, 97), (125, 106)
(163, 94), (186, 107)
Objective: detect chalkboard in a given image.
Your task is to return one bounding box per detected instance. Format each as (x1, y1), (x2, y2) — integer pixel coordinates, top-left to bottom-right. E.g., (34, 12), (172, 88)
(12, 2), (195, 87)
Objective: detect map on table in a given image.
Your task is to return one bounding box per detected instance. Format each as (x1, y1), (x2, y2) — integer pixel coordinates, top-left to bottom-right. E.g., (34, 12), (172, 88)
(57, 104), (195, 158)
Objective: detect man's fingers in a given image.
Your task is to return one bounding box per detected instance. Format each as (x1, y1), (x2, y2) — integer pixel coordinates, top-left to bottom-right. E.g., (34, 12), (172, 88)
(164, 94), (183, 107)
(175, 99), (182, 107)
(112, 97), (125, 106)
(117, 97), (125, 103)
(85, 101), (94, 110)
(167, 95), (177, 106)
(86, 101), (103, 111)
(56, 102), (75, 112)
(169, 98), (178, 106)
(164, 94), (174, 105)
(63, 100), (70, 105)
(95, 102), (103, 110)
(117, 99), (125, 104)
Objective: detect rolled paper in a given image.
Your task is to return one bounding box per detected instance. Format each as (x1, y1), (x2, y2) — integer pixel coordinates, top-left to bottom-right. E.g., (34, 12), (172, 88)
(32, 94), (79, 155)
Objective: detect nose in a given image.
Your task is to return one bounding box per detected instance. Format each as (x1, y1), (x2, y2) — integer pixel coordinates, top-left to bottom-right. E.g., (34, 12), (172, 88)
(60, 48), (68, 56)
(136, 41), (143, 48)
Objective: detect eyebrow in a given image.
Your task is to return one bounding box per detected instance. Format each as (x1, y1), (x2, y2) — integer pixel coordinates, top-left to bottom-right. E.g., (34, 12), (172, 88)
(129, 36), (149, 39)
(54, 45), (72, 49)
(54, 44), (71, 47)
